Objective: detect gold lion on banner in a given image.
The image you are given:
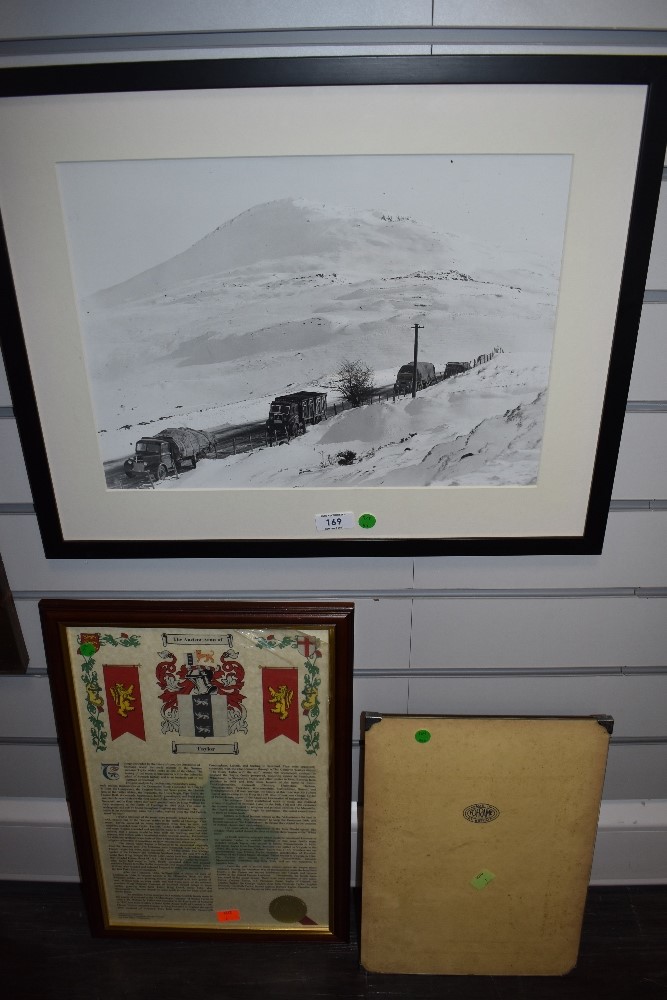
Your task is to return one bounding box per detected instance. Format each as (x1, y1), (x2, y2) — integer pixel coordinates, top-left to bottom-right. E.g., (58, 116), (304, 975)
(268, 684), (293, 721)
(109, 682), (136, 718)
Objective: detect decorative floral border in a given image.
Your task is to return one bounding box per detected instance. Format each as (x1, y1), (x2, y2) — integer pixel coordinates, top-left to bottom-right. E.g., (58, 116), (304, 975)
(76, 632), (141, 751)
(255, 633), (322, 755)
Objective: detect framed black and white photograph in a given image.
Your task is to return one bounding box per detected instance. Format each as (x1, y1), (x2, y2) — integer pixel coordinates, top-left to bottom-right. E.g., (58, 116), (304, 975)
(0, 56), (665, 557)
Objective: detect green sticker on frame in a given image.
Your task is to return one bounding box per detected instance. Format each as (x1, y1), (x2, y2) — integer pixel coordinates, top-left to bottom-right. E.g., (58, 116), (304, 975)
(471, 870), (496, 890)
(415, 729), (431, 743)
(358, 513), (376, 529)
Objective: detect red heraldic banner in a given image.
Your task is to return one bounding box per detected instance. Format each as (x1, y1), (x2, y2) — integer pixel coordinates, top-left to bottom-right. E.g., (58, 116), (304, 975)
(103, 665), (146, 741)
(261, 666), (299, 744)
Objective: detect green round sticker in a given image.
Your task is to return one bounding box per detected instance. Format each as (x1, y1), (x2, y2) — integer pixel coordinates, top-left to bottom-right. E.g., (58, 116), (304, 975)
(415, 729), (431, 744)
(358, 513), (377, 529)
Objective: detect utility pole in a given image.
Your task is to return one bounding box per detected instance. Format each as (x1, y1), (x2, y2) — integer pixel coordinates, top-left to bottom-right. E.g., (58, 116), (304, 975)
(411, 322), (424, 398)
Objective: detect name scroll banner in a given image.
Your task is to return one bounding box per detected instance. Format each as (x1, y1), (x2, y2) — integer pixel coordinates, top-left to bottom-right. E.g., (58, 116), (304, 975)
(162, 633), (234, 647)
(171, 741), (239, 755)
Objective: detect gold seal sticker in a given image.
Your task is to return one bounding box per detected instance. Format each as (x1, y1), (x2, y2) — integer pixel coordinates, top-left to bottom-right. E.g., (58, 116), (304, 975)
(268, 895), (308, 923)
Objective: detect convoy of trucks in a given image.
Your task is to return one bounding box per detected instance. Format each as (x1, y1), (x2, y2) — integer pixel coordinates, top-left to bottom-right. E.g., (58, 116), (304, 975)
(121, 351), (491, 481)
(123, 427), (216, 480)
(394, 358), (476, 393)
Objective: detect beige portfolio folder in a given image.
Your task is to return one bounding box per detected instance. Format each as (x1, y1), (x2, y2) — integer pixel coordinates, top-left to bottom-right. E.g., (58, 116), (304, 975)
(360, 714), (612, 976)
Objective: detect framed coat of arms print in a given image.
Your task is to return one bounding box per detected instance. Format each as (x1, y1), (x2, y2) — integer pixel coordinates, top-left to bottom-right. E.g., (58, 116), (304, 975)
(40, 600), (354, 939)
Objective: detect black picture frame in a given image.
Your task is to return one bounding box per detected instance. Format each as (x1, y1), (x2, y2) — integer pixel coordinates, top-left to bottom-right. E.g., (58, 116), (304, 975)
(1, 55), (665, 558)
(0, 551), (29, 673)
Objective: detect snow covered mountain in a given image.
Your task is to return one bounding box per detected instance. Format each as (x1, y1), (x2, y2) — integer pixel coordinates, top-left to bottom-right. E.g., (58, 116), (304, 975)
(93, 197), (556, 307)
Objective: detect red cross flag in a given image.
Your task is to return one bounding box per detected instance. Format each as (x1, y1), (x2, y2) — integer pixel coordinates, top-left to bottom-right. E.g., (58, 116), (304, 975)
(296, 635), (318, 659)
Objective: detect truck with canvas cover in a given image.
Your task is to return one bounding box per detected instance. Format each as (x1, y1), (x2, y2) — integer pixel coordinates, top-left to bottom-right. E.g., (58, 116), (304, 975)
(444, 361), (469, 378)
(394, 361), (436, 394)
(267, 391), (328, 442)
(124, 427), (216, 480)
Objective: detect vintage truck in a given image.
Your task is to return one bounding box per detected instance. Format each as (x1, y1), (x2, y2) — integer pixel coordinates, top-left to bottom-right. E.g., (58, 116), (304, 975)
(123, 427), (216, 480)
(394, 361), (436, 395)
(266, 391), (328, 442)
(444, 361), (469, 378)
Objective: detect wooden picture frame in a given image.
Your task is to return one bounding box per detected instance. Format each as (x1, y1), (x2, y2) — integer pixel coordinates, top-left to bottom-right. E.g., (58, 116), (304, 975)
(1, 55), (665, 557)
(39, 599), (354, 939)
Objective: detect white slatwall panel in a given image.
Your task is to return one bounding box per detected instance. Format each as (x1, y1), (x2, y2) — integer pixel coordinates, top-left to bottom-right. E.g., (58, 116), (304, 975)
(3, 667), (664, 746)
(3, 303), (664, 511)
(612, 415), (667, 498)
(405, 674), (667, 738)
(590, 828), (667, 883)
(0, 511), (665, 591)
(0, 4), (666, 885)
(432, 2), (667, 30)
(0, 745), (65, 798)
(12, 597), (414, 673)
(15, 595), (666, 673)
(409, 597), (667, 668)
(2, 1), (666, 37)
(0, 670), (412, 742)
(0, 808), (78, 881)
(0, 1), (433, 37)
(1, 411), (665, 506)
(0, 516), (416, 590)
(0, 741), (663, 849)
(0, 677), (57, 738)
(350, 742), (667, 802)
(412, 513), (667, 589)
(628, 305), (667, 400)
(604, 744), (667, 799)
(646, 185), (667, 290)
(0, 421), (30, 503)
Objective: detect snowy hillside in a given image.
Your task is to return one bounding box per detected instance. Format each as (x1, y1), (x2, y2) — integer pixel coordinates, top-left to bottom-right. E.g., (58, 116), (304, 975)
(76, 198), (560, 485)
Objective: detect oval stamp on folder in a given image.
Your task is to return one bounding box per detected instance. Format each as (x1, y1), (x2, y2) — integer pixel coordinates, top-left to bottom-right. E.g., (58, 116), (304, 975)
(463, 803), (500, 824)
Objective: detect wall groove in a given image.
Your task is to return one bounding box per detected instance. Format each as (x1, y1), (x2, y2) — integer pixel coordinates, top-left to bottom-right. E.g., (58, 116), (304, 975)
(626, 401), (667, 411)
(3, 502), (666, 516)
(10, 665), (667, 680)
(10, 587), (667, 600)
(2, 733), (666, 748)
(1, 27), (667, 59)
(355, 666), (667, 677)
(352, 736), (667, 748)
(0, 737), (58, 747)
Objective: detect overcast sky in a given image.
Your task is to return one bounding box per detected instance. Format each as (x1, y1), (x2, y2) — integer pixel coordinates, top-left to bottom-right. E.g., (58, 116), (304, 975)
(57, 153), (572, 298)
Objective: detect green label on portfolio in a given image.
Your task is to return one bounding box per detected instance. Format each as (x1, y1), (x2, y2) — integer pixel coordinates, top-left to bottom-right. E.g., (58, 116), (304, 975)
(471, 870), (495, 890)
